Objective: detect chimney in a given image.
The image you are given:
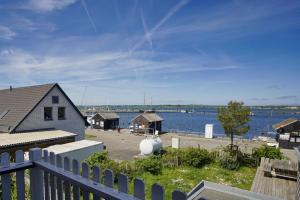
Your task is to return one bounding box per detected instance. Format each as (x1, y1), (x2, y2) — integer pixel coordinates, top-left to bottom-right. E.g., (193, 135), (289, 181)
(9, 85), (12, 92)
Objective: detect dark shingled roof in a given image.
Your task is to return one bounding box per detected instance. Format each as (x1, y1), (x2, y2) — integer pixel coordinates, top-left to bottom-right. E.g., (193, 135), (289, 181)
(0, 83), (56, 133)
(93, 112), (120, 120)
(132, 113), (163, 122)
(0, 83), (85, 133)
(272, 118), (299, 130)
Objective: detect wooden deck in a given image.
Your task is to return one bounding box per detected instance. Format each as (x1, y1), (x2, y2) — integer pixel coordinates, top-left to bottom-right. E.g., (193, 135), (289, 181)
(251, 158), (297, 200)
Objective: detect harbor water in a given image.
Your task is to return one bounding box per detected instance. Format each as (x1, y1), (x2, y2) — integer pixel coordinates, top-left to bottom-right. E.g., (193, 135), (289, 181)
(117, 109), (300, 139)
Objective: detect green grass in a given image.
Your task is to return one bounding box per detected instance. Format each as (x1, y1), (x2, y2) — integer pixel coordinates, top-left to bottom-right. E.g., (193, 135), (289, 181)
(127, 163), (256, 200)
(85, 134), (96, 139)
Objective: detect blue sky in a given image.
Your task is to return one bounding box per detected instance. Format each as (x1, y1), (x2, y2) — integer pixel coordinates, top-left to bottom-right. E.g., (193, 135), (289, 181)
(0, 0), (299, 105)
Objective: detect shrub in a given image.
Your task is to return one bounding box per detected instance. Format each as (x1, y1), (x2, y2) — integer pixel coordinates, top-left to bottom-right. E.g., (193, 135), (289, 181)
(217, 146), (257, 170)
(135, 156), (162, 175)
(219, 153), (240, 170)
(86, 151), (110, 167)
(252, 145), (283, 160)
(161, 147), (213, 168)
(181, 148), (212, 168)
(237, 151), (257, 167)
(118, 160), (136, 179)
(161, 148), (183, 168)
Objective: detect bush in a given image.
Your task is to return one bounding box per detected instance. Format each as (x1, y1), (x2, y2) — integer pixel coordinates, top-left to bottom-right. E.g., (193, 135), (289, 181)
(86, 151), (110, 167)
(135, 156), (162, 175)
(161, 147), (213, 168)
(219, 153), (240, 170)
(217, 146), (257, 170)
(85, 147), (213, 177)
(118, 160), (136, 179)
(161, 148), (183, 168)
(252, 145), (283, 160)
(181, 148), (212, 168)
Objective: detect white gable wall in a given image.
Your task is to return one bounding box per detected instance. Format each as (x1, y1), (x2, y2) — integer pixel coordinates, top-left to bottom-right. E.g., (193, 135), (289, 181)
(15, 86), (85, 140)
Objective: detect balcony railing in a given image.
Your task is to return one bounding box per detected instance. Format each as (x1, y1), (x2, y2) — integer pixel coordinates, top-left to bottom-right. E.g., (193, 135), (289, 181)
(0, 148), (187, 200)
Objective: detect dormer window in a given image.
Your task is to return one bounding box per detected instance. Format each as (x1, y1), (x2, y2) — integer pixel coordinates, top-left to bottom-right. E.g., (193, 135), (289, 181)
(52, 96), (59, 104)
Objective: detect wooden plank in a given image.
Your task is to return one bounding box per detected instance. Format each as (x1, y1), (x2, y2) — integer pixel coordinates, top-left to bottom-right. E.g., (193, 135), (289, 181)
(63, 157), (71, 200)
(29, 148), (44, 200)
(43, 150), (50, 200)
(15, 150), (25, 200)
(172, 190), (187, 200)
(56, 155), (63, 200)
(104, 169), (114, 188)
(49, 152), (56, 200)
(36, 160), (142, 200)
(118, 173), (128, 194)
(1, 152), (11, 200)
(151, 183), (164, 200)
(134, 178), (145, 200)
(252, 158), (298, 200)
(82, 162), (90, 200)
(72, 160), (80, 200)
(92, 166), (100, 200)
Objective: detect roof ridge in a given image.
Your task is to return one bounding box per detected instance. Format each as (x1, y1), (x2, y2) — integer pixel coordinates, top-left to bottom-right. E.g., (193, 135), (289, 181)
(0, 83), (57, 92)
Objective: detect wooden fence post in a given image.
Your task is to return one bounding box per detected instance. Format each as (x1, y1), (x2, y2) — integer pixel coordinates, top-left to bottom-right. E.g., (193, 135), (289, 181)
(1, 152), (11, 200)
(29, 148), (44, 200)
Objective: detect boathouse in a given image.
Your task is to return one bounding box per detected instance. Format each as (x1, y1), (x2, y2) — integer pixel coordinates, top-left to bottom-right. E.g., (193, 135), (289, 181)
(91, 112), (119, 130)
(273, 118), (300, 149)
(132, 113), (163, 134)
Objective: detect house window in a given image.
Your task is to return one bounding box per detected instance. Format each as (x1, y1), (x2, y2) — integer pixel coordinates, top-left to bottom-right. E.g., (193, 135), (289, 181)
(58, 107), (65, 120)
(52, 96), (59, 104)
(44, 107), (53, 121)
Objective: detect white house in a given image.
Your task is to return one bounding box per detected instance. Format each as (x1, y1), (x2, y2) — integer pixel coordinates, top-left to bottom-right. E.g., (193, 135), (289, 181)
(0, 83), (86, 140)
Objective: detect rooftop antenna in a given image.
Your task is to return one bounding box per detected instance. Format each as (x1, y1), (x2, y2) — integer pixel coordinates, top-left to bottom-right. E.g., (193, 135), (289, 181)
(144, 92), (146, 106)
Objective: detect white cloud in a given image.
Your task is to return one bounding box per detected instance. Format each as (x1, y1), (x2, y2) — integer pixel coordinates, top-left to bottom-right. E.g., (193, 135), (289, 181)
(0, 25), (16, 40)
(131, 0), (190, 52)
(156, 1), (300, 39)
(80, 0), (97, 32)
(10, 14), (56, 32)
(27, 0), (77, 11)
(0, 47), (239, 86)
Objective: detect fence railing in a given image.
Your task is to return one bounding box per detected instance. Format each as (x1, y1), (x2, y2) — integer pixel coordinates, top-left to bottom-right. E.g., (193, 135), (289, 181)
(0, 148), (187, 200)
(295, 146), (300, 200)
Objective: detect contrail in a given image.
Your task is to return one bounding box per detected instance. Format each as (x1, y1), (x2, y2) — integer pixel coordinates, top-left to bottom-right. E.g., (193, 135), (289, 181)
(140, 9), (153, 51)
(131, 0), (191, 52)
(81, 0), (97, 32)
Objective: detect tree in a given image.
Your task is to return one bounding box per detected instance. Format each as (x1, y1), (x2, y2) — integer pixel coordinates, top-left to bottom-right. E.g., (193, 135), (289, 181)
(218, 101), (251, 149)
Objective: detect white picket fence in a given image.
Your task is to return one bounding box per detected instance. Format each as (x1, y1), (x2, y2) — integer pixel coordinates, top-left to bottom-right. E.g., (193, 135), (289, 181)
(0, 148), (187, 200)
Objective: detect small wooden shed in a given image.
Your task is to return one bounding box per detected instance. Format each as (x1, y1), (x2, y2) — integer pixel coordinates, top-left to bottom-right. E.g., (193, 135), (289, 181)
(91, 112), (119, 130)
(273, 118), (300, 133)
(273, 118), (300, 149)
(132, 113), (163, 134)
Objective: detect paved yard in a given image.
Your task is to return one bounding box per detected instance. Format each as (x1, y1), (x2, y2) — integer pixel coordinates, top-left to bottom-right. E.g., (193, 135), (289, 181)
(85, 129), (271, 160)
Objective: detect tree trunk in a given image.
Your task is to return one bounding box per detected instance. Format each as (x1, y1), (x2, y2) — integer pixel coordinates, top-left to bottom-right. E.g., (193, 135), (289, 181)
(230, 133), (234, 150)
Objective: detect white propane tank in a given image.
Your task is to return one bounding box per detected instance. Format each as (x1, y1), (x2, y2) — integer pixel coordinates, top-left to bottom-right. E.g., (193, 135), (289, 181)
(139, 137), (162, 155)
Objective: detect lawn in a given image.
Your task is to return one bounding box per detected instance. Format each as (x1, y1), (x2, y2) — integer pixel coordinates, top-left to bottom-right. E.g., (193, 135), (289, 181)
(128, 164), (256, 200)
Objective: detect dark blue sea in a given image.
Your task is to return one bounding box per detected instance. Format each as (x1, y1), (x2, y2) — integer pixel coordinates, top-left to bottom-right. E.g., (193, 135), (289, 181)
(117, 109), (300, 139)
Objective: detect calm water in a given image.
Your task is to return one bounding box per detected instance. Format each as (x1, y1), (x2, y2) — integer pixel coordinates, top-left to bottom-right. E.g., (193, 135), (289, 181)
(117, 109), (300, 139)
